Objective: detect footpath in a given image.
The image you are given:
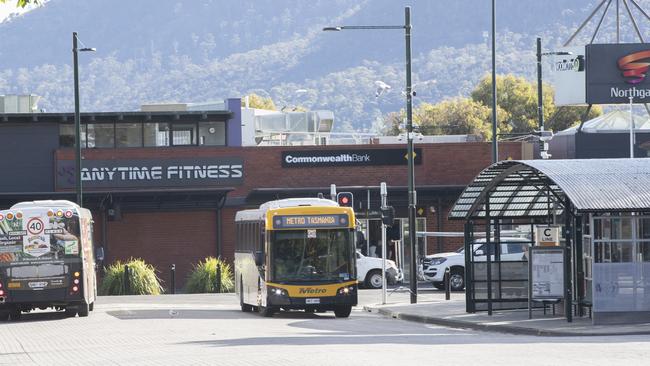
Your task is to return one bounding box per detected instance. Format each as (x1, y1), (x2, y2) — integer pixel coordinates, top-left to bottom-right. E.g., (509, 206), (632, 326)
(364, 296), (650, 337)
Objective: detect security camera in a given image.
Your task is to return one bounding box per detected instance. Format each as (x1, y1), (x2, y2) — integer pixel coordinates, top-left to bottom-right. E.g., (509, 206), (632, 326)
(537, 130), (554, 142)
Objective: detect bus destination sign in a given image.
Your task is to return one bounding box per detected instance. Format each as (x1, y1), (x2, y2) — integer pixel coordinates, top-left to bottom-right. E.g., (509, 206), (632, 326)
(273, 214), (349, 229)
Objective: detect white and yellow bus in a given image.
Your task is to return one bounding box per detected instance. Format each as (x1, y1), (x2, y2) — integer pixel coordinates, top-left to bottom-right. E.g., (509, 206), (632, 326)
(235, 198), (357, 318)
(0, 200), (100, 320)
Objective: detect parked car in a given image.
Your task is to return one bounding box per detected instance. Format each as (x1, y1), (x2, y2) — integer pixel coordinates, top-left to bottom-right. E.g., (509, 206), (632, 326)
(420, 238), (531, 291)
(356, 251), (403, 289)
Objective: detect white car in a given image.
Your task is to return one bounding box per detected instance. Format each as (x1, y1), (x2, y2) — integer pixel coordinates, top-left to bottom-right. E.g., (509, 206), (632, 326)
(420, 238), (530, 291)
(356, 251), (403, 289)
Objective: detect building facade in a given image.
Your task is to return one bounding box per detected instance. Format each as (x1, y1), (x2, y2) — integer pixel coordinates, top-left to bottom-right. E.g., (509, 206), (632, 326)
(0, 101), (530, 289)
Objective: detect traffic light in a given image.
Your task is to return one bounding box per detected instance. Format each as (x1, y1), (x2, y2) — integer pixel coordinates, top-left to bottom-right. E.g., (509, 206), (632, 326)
(337, 192), (354, 208)
(380, 206), (395, 227)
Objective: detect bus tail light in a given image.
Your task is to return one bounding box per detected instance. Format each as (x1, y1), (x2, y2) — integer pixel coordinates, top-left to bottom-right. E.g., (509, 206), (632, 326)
(72, 286), (79, 292)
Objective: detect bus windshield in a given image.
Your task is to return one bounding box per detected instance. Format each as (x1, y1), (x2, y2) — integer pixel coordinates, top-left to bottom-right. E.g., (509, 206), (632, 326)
(271, 229), (354, 282)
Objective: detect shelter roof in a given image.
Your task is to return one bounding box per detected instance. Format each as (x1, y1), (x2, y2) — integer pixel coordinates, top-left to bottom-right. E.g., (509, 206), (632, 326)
(449, 158), (650, 220)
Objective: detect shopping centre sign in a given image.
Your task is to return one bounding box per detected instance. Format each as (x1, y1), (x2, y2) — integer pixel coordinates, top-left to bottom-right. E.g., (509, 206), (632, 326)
(56, 158), (243, 189)
(282, 148), (422, 168)
(586, 43), (650, 104)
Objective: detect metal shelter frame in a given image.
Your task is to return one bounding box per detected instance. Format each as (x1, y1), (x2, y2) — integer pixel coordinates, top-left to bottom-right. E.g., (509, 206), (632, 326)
(450, 158), (650, 321)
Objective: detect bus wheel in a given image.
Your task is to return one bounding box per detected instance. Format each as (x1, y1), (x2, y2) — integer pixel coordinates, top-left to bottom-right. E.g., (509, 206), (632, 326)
(259, 306), (275, 317)
(89, 302), (94, 312)
(240, 294), (253, 312)
(334, 305), (352, 318)
(78, 303), (90, 317)
(65, 307), (77, 318)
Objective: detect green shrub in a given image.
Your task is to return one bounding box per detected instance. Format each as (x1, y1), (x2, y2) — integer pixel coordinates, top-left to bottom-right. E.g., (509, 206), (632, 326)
(100, 258), (163, 295)
(185, 257), (234, 293)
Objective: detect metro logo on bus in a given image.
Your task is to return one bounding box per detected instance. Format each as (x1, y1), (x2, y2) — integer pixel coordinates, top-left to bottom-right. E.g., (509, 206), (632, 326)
(299, 288), (327, 295)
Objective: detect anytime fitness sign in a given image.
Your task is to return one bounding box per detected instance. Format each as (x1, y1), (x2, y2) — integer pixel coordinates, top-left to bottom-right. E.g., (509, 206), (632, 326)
(56, 158), (243, 189)
(282, 148), (422, 168)
(586, 43), (650, 104)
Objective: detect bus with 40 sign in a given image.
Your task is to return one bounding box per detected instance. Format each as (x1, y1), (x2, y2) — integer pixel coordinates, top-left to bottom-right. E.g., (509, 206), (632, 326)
(0, 200), (102, 321)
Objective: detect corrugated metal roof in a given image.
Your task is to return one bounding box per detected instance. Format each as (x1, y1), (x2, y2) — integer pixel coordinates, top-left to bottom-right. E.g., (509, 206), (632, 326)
(449, 158), (650, 220)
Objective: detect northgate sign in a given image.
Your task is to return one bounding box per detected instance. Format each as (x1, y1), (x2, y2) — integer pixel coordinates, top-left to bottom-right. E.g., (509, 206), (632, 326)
(56, 158), (244, 189)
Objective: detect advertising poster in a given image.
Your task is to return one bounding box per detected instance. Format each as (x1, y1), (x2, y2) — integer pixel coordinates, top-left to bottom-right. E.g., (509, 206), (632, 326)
(530, 247), (565, 299)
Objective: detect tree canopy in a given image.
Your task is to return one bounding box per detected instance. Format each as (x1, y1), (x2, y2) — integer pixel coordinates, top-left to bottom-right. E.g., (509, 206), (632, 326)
(242, 93), (276, 111)
(383, 73), (601, 139)
(0, 0), (40, 7)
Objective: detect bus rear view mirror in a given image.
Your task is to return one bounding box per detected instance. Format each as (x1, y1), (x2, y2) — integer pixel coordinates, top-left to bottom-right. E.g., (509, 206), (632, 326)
(254, 251), (264, 267)
(95, 247), (105, 262)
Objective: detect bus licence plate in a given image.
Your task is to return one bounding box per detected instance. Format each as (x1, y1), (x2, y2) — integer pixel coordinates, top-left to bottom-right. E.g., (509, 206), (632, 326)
(306, 298), (320, 304)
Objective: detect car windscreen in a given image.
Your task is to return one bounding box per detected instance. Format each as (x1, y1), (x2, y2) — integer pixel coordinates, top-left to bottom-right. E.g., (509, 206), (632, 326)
(271, 229), (354, 282)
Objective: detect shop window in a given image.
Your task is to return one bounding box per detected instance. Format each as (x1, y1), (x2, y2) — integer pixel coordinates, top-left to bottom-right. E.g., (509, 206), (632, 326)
(198, 121), (226, 146)
(144, 123), (169, 147)
(87, 123), (114, 148)
(59, 124), (87, 148)
(171, 123), (196, 146)
(116, 123), (143, 148)
(59, 125), (75, 147)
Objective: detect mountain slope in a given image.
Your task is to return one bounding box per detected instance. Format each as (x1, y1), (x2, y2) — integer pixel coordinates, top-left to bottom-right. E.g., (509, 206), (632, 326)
(0, 0), (645, 131)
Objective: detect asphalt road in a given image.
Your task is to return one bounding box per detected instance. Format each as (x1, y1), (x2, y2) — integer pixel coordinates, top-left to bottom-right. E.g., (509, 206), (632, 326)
(0, 289), (649, 365)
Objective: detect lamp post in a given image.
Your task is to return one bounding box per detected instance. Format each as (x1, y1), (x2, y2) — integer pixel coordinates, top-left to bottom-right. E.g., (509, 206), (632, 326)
(73, 32), (96, 207)
(324, 6), (418, 303)
(491, 0), (498, 163)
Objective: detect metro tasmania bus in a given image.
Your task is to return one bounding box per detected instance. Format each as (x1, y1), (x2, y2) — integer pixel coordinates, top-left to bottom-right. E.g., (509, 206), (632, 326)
(0, 200), (99, 320)
(235, 198), (357, 318)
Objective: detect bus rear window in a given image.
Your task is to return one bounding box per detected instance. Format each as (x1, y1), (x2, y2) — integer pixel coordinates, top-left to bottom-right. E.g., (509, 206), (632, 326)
(0, 213), (81, 264)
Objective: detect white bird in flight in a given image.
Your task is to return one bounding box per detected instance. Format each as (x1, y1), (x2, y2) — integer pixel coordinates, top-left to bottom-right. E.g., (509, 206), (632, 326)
(375, 80), (391, 98)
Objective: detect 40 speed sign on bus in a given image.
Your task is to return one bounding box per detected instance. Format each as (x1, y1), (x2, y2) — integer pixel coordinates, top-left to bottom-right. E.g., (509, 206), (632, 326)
(23, 215), (50, 257)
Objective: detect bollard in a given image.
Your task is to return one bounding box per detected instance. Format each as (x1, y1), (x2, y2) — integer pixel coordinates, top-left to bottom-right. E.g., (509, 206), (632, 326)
(170, 264), (176, 294)
(444, 267), (451, 300)
(124, 264), (130, 295)
(216, 263), (222, 293)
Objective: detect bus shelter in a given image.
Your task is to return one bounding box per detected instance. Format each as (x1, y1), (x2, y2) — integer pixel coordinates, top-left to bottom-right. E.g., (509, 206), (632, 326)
(449, 158), (650, 325)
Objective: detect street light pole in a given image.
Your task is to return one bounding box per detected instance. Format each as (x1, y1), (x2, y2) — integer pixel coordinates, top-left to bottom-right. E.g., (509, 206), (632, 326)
(404, 6), (418, 304)
(72, 32), (95, 207)
(323, 6), (418, 303)
(536, 37), (544, 132)
(491, 0), (498, 163)
(73, 32), (82, 207)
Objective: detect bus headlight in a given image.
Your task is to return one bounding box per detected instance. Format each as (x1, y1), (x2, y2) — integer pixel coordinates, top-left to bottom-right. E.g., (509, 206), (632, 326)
(337, 286), (355, 295)
(269, 287), (287, 296)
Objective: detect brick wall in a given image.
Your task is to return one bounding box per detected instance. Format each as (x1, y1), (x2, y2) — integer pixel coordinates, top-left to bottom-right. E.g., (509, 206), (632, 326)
(103, 211), (217, 290)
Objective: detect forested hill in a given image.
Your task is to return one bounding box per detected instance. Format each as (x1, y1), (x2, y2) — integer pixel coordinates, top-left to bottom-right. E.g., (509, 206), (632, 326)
(0, 0), (644, 131)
